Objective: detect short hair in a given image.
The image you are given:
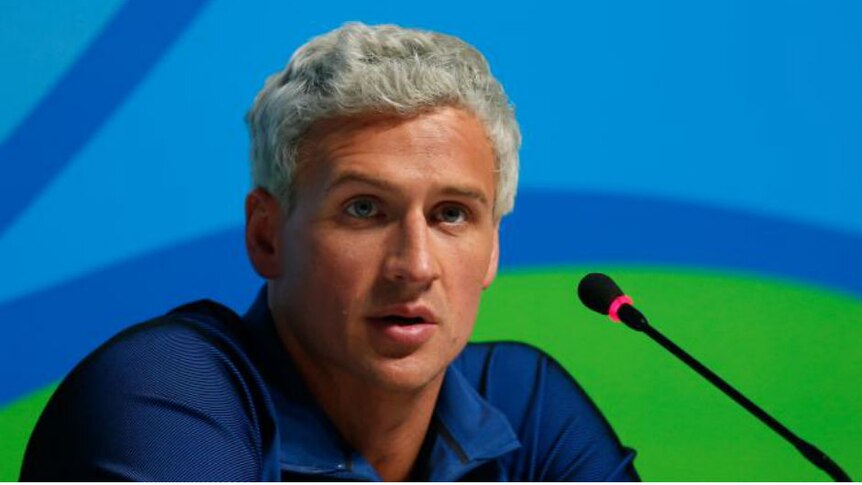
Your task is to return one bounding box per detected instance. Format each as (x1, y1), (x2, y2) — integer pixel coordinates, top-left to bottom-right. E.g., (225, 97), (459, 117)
(246, 22), (521, 218)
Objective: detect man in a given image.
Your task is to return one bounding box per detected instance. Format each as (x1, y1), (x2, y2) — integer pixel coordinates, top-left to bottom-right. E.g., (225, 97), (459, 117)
(21, 23), (637, 481)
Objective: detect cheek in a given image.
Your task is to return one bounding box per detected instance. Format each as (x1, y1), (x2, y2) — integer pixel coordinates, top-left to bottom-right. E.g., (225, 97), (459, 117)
(293, 230), (381, 306)
(444, 240), (493, 334)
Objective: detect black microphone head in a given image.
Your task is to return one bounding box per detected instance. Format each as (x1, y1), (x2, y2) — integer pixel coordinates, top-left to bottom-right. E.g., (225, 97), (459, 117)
(577, 273), (624, 315)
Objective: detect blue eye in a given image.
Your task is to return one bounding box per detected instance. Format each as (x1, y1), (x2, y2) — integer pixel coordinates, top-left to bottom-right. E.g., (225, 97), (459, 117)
(345, 198), (379, 218)
(438, 205), (467, 224)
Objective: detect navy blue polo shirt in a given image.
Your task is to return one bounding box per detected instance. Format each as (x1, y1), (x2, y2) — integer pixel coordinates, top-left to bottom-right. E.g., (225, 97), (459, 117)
(21, 289), (638, 481)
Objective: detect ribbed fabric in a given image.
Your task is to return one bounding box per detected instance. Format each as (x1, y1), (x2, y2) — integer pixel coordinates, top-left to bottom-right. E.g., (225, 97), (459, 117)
(21, 288), (637, 481)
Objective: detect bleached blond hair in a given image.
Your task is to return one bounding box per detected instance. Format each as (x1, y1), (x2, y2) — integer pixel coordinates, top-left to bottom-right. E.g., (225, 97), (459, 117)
(246, 22), (521, 217)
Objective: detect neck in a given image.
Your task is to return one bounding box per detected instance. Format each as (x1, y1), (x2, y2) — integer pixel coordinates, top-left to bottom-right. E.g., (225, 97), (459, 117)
(273, 318), (443, 481)
(318, 375), (442, 481)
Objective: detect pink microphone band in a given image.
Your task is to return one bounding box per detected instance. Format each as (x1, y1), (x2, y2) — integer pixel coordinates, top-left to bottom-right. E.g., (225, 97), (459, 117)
(608, 295), (634, 323)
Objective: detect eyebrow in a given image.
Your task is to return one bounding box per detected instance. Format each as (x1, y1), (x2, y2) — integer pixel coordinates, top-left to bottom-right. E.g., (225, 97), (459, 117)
(325, 171), (395, 194)
(325, 170), (490, 207)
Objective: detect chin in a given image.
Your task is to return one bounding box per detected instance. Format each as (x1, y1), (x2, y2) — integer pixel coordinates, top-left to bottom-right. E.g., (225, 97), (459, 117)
(359, 354), (451, 394)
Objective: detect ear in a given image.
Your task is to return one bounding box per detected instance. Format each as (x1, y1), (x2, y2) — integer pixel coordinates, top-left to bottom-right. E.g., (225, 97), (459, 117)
(481, 227), (499, 289)
(245, 188), (283, 279)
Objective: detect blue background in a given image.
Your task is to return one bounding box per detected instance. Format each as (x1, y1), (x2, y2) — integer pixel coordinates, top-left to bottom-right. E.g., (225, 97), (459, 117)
(0, 0), (860, 480)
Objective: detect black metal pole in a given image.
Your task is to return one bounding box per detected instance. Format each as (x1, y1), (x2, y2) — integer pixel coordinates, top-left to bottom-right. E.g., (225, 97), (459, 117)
(618, 305), (852, 482)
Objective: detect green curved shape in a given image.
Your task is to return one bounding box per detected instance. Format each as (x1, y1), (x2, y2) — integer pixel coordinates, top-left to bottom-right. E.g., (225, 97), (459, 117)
(2, 266), (860, 481)
(473, 266), (862, 481)
(0, 385), (56, 481)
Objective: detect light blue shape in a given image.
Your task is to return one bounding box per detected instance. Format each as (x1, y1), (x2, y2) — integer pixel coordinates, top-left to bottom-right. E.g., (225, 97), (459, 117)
(1, 0), (860, 306)
(0, 0), (256, 305)
(511, 1), (862, 235)
(0, 0), (127, 142)
(0, 0), (535, 304)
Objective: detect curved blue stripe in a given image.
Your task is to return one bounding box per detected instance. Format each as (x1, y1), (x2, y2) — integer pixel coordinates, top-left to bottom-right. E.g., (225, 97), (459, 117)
(500, 191), (862, 298)
(0, 0), (211, 235)
(0, 227), (258, 405)
(1, 191), (860, 405)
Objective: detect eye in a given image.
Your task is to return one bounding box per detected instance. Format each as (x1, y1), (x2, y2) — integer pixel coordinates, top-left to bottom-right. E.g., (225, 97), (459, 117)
(436, 205), (468, 224)
(344, 198), (379, 218)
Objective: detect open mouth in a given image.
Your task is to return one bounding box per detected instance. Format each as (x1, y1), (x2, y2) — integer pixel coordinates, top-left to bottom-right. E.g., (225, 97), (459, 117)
(368, 308), (438, 346)
(379, 315), (427, 325)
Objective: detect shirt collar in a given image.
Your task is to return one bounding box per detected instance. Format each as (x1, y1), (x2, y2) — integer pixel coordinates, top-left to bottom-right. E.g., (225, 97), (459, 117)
(242, 286), (520, 480)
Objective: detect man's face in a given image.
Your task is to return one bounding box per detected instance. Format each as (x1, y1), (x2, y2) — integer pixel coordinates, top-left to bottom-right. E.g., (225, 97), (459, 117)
(268, 107), (499, 392)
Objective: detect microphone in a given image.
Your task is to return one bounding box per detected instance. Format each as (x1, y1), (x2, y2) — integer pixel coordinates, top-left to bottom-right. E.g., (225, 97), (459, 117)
(577, 273), (852, 482)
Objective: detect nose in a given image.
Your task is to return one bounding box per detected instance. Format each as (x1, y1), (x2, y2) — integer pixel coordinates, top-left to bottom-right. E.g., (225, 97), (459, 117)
(383, 211), (440, 289)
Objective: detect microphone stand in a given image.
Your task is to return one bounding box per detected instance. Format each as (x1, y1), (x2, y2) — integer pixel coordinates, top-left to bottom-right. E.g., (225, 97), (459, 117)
(617, 305), (852, 482)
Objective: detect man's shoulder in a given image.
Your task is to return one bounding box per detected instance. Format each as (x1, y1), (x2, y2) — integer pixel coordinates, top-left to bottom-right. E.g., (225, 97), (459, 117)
(71, 300), (254, 383)
(454, 341), (606, 422)
(453, 342), (638, 481)
(459, 340), (549, 360)
(22, 299), (274, 481)
(455, 340), (556, 384)
(105, 299), (245, 350)
(453, 341), (568, 424)
(67, 299), (264, 407)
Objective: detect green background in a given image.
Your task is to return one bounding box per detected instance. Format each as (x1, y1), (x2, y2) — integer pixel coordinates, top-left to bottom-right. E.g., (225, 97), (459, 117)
(2, 0), (860, 481)
(2, 267), (859, 481)
(474, 267), (861, 481)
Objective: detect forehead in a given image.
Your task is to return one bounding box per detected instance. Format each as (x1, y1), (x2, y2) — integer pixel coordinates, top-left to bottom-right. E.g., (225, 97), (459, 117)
(294, 107), (497, 198)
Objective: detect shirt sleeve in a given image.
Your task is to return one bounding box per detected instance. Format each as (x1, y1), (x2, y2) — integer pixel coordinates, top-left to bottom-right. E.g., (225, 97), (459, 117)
(20, 318), (276, 481)
(469, 342), (640, 481)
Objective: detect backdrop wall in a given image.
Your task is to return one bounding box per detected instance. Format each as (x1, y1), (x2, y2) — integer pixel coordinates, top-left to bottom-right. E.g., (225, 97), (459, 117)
(1, 0), (860, 480)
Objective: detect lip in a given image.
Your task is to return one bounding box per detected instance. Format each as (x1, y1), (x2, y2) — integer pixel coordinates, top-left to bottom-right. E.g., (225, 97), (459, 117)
(369, 304), (438, 324)
(366, 304), (438, 348)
